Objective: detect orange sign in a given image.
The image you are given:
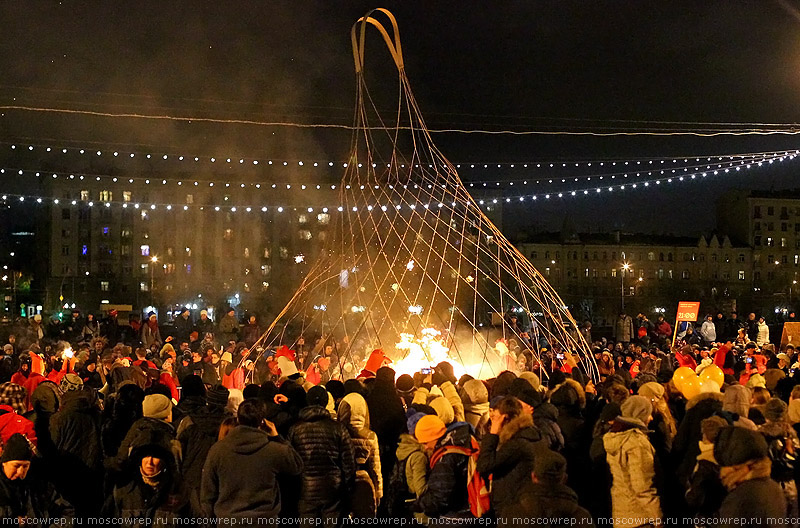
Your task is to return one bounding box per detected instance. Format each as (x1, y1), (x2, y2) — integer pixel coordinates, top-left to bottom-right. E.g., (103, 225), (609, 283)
(676, 302), (701, 322)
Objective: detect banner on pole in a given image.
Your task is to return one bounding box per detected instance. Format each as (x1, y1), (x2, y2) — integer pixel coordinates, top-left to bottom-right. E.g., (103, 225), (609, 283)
(676, 302), (701, 322)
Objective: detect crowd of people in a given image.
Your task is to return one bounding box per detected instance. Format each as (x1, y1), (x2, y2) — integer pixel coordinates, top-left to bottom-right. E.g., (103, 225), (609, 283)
(0, 306), (799, 526)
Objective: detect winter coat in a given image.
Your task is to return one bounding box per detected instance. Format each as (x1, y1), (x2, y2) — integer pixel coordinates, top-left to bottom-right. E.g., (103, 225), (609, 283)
(365, 372), (407, 486)
(177, 408), (228, 516)
(337, 393), (383, 517)
(173, 316), (193, 343)
(217, 315), (239, 345)
(506, 481), (595, 527)
(411, 381), (466, 424)
(242, 323), (261, 347)
(48, 389), (103, 515)
(604, 424), (662, 526)
(534, 402), (564, 451)
(672, 393), (724, 487)
(141, 324), (162, 349)
(413, 423), (472, 518)
(614, 316), (634, 343)
(201, 425), (302, 519)
(463, 401), (490, 437)
(756, 321), (770, 346)
(476, 413), (544, 520)
(685, 440), (725, 519)
(718, 477), (786, 527)
(289, 405), (356, 517)
(194, 318), (215, 337)
(395, 433), (428, 498)
(700, 320), (717, 342)
(0, 404), (37, 446)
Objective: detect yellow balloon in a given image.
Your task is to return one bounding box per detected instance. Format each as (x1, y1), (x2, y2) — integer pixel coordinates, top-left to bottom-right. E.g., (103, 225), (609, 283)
(672, 366), (697, 392)
(681, 376), (701, 400)
(700, 364), (724, 387)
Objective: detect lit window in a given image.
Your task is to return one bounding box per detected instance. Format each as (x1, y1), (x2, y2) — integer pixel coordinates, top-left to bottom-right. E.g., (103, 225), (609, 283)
(167, 247), (174, 256)
(647, 252), (655, 261)
(140, 245), (150, 256)
(317, 213), (330, 225)
(298, 215), (307, 224)
(261, 265), (271, 276)
(186, 194), (194, 204)
(782, 238), (788, 248)
(224, 229), (233, 240)
(298, 230), (312, 240)
(263, 248), (270, 258)
(81, 245), (88, 256)
(121, 229), (131, 238)
(280, 247), (288, 259)
(121, 245), (130, 255)
(141, 263), (149, 272)
(80, 190), (89, 201)
(140, 282), (148, 292)
(102, 226), (110, 235)
(123, 191), (132, 202)
(244, 247), (250, 258)
(99, 190), (112, 202)
(682, 270), (690, 279)
(262, 281), (270, 291)
(544, 268), (550, 277)
(244, 283), (250, 292)
(185, 247), (192, 257)
(611, 268), (617, 278)
(739, 270), (746, 280)
(100, 281), (109, 291)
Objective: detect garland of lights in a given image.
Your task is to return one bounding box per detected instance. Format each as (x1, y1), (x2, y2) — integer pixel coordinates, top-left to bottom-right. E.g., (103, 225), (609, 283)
(3, 141), (794, 177)
(1, 151), (792, 190)
(0, 151), (792, 211)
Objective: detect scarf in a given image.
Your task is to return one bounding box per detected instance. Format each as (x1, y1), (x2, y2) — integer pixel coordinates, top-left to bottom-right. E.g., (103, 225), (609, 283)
(140, 466), (163, 489)
(719, 457), (772, 491)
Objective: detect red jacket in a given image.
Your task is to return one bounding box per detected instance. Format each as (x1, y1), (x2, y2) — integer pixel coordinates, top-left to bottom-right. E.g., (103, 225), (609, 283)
(158, 372), (179, 401)
(713, 343), (735, 376)
(0, 405), (37, 446)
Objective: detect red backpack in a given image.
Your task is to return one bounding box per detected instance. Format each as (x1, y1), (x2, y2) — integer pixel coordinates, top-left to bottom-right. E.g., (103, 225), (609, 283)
(429, 435), (491, 517)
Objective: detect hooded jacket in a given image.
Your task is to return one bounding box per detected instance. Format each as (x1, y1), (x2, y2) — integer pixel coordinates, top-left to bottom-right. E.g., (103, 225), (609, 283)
(338, 392), (383, 511)
(289, 405), (356, 515)
(603, 424), (662, 525)
(395, 433), (428, 498)
(476, 413), (544, 519)
(200, 425), (302, 519)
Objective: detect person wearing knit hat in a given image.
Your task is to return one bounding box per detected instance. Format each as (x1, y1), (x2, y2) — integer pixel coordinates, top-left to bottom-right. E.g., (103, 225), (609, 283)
(603, 395), (661, 524)
(428, 396), (455, 425)
(59, 373), (83, 394)
(713, 426), (787, 521)
(0, 382), (27, 415)
(413, 414), (446, 448)
(395, 374), (416, 406)
(406, 411), (428, 436)
(206, 384), (230, 409)
(518, 371), (541, 392)
(763, 397), (788, 423)
(533, 449), (568, 485)
(142, 394), (172, 422)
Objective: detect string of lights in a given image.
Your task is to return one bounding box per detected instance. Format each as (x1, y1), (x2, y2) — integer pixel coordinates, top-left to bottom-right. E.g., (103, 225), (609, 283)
(0, 150), (792, 211)
(2, 140), (793, 173)
(2, 152), (792, 190)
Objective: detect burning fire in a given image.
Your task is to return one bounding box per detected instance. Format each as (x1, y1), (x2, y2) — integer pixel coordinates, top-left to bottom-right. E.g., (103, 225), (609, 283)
(393, 327), (501, 380)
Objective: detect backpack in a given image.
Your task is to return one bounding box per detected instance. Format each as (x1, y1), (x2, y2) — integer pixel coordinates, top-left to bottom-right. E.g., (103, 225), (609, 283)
(764, 433), (796, 482)
(429, 435), (491, 517)
(385, 456), (414, 519)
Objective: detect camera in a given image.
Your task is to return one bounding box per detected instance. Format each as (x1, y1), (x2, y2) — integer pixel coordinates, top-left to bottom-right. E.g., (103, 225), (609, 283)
(420, 367), (434, 374)
(557, 353), (565, 360)
(746, 357), (753, 364)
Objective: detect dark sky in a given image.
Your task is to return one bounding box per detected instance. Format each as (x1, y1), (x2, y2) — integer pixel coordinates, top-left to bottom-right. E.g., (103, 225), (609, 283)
(3, 1), (800, 235)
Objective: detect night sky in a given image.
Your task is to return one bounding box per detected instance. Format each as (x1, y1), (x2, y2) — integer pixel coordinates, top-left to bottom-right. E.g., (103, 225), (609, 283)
(3, 1), (800, 236)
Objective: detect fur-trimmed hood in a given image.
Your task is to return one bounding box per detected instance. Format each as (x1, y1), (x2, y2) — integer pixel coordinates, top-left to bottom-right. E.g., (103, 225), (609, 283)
(498, 412), (539, 445)
(685, 391), (724, 411)
(547, 378), (587, 409)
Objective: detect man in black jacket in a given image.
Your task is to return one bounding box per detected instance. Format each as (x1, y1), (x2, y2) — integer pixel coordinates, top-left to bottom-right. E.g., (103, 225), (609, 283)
(201, 399), (302, 520)
(289, 386), (355, 524)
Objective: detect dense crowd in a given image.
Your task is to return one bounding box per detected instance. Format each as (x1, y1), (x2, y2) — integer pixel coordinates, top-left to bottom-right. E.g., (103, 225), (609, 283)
(0, 307), (799, 526)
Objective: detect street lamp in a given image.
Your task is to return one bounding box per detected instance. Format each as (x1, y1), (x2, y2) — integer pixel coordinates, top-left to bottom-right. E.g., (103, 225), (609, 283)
(150, 256), (158, 305)
(621, 262), (630, 312)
